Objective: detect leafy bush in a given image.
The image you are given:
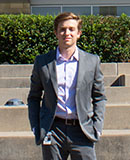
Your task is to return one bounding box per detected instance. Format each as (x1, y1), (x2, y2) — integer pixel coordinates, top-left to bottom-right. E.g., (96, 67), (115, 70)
(0, 14), (57, 64)
(0, 14), (130, 64)
(79, 14), (130, 62)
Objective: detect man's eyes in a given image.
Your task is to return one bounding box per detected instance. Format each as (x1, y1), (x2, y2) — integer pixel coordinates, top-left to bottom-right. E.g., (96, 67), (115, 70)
(60, 27), (75, 32)
(69, 27), (75, 31)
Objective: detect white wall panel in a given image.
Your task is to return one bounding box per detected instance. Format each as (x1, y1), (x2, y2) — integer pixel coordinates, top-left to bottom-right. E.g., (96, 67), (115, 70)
(31, 0), (130, 5)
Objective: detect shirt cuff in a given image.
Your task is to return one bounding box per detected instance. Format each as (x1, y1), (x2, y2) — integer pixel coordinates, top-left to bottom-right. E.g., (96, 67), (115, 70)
(97, 131), (101, 137)
(32, 127), (35, 134)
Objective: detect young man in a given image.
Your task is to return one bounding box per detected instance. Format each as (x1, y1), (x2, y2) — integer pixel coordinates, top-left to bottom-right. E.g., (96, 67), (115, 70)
(28, 12), (106, 160)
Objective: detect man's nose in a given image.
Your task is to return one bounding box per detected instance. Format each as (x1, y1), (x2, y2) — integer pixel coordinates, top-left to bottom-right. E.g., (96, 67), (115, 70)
(65, 28), (70, 35)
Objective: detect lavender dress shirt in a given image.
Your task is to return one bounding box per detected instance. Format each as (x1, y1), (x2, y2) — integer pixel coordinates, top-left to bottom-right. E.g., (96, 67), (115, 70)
(55, 47), (79, 119)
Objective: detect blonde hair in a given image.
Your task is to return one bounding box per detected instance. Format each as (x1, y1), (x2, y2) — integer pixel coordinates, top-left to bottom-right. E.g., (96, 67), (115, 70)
(54, 12), (82, 32)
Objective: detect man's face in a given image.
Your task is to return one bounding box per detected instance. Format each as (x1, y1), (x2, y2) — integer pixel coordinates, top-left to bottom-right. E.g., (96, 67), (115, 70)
(55, 19), (81, 49)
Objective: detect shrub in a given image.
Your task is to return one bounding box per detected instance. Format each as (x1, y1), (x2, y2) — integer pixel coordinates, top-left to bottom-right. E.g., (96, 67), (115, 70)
(79, 14), (130, 62)
(0, 14), (130, 64)
(0, 14), (57, 64)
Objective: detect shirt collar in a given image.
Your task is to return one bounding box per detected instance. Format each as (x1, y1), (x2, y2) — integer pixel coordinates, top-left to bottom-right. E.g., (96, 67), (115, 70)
(56, 46), (79, 61)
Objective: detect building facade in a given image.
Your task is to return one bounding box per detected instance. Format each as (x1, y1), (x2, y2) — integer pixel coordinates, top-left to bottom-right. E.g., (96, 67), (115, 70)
(0, 0), (130, 16)
(31, 0), (130, 16)
(0, 0), (30, 14)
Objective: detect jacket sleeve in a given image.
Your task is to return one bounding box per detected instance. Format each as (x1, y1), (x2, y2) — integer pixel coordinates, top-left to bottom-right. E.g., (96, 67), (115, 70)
(27, 56), (43, 144)
(92, 56), (107, 135)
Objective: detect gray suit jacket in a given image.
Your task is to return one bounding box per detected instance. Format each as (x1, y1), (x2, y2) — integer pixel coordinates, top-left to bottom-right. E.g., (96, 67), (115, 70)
(28, 48), (106, 145)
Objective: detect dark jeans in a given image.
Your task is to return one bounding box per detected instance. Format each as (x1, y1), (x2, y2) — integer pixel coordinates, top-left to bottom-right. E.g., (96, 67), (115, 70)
(42, 118), (96, 160)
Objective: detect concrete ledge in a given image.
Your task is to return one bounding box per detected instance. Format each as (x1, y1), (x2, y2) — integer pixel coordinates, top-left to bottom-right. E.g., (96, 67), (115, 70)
(1, 104), (130, 131)
(106, 87), (130, 104)
(104, 74), (125, 86)
(118, 63), (130, 75)
(0, 132), (42, 160)
(102, 129), (130, 136)
(124, 75), (130, 86)
(0, 63), (118, 78)
(104, 75), (117, 86)
(0, 65), (33, 77)
(0, 106), (30, 132)
(0, 88), (29, 105)
(0, 74), (127, 88)
(0, 63), (130, 77)
(0, 131), (33, 137)
(0, 130), (130, 160)
(101, 63), (117, 76)
(0, 77), (30, 88)
(1, 84), (130, 106)
(97, 130), (130, 160)
(104, 104), (130, 129)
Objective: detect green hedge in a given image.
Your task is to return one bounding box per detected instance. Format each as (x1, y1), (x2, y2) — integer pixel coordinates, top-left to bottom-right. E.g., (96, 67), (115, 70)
(79, 14), (130, 62)
(0, 14), (130, 64)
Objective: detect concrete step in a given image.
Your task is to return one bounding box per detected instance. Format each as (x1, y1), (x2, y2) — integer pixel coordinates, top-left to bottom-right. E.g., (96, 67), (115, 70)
(104, 104), (130, 129)
(0, 86), (130, 105)
(123, 75), (130, 86)
(0, 88), (29, 105)
(101, 63), (117, 76)
(0, 63), (130, 78)
(0, 74), (128, 89)
(0, 132), (42, 160)
(106, 87), (130, 104)
(0, 75), (121, 89)
(0, 65), (33, 77)
(118, 63), (130, 75)
(1, 104), (130, 132)
(104, 74), (130, 87)
(0, 74), (127, 88)
(104, 74), (125, 86)
(0, 106), (30, 132)
(97, 130), (130, 160)
(104, 75), (117, 86)
(0, 63), (129, 88)
(0, 77), (30, 88)
(0, 76), (115, 88)
(0, 130), (130, 160)
(101, 62), (130, 75)
(0, 63), (117, 78)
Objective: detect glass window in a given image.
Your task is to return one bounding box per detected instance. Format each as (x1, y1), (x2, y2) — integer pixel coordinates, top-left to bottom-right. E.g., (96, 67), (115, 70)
(32, 7), (61, 15)
(100, 6), (117, 16)
(32, 6), (130, 17)
(62, 6), (91, 16)
(93, 7), (99, 15)
(117, 6), (130, 16)
(93, 6), (117, 16)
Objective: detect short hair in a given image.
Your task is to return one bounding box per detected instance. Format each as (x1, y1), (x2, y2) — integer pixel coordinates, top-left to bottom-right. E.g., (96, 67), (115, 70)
(54, 12), (82, 32)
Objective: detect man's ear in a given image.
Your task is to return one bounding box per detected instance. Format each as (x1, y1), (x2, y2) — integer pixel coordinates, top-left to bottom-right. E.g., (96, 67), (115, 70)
(54, 30), (58, 38)
(54, 30), (57, 35)
(77, 30), (82, 39)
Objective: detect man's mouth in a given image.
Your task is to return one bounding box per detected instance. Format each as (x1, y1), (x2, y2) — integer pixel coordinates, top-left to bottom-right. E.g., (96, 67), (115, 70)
(64, 37), (71, 41)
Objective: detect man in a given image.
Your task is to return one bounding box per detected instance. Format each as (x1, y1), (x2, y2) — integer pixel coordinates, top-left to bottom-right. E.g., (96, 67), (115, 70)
(28, 12), (106, 160)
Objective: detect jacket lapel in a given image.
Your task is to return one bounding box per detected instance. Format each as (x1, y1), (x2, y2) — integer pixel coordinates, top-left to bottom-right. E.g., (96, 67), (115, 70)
(76, 49), (90, 89)
(46, 50), (58, 96)
(46, 49), (90, 96)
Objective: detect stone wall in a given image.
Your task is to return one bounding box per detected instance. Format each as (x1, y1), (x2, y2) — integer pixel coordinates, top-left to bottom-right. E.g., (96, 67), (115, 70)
(0, 2), (30, 14)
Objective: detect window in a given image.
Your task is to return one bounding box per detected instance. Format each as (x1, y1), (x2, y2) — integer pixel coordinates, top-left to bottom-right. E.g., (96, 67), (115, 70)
(62, 6), (91, 16)
(31, 5), (130, 16)
(93, 6), (117, 16)
(100, 6), (117, 16)
(93, 6), (130, 16)
(117, 6), (130, 16)
(31, 5), (91, 16)
(32, 6), (60, 15)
